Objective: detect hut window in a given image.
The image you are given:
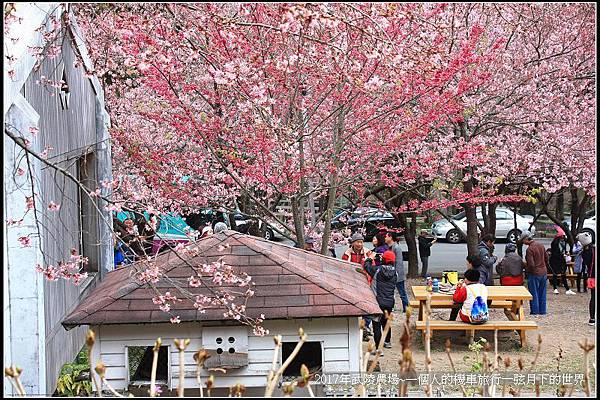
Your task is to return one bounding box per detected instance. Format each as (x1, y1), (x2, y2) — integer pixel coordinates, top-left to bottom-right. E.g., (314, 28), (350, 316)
(281, 341), (322, 377)
(127, 346), (169, 383)
(59, 68), (70, 110)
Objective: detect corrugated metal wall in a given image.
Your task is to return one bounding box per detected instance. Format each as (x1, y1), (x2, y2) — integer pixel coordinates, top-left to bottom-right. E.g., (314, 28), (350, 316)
(22, 31), (108, 394)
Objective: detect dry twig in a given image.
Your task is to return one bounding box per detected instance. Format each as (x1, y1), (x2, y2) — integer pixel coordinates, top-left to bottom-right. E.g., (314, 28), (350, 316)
(86, 329), (102, 397)
(578, 339), (595, 397)
(175, 338), (191, 397)
(150, 338), (162, 397)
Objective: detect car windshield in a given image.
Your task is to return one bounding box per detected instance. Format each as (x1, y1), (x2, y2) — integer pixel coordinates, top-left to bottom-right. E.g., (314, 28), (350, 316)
(586, 210), (595, 218)
(452, 211), (466, 220)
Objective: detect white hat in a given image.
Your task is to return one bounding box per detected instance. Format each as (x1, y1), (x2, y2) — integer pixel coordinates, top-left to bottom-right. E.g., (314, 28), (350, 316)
(519, 231), (535, 241)
(577, 232), (593, 247)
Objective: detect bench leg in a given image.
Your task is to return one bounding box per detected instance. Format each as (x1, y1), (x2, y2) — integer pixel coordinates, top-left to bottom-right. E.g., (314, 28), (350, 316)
(519, 330), (527, 348)
(468, 330), (475, 344)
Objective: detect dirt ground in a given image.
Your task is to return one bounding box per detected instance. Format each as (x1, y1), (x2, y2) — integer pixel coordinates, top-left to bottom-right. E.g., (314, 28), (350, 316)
(362, 278), (597, 396)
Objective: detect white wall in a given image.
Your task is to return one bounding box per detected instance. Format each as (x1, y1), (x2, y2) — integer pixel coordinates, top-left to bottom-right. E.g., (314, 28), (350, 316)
(93, 317), (360, 394)
(4, 98), (45, 395)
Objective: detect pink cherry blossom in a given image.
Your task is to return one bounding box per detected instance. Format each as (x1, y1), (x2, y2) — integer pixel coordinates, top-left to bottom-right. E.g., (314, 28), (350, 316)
(18, 236), (31, 247)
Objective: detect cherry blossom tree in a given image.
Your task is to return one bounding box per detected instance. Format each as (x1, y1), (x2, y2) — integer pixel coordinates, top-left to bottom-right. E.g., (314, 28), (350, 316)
(72, 3), (499, 256)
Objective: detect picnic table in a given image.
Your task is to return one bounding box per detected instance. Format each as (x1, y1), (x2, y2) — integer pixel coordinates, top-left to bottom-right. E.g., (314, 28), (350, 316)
(412, 285), (536, 347)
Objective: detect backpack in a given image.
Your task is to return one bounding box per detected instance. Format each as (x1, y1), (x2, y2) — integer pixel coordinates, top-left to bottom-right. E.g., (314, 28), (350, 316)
(467, 285), (489, 325)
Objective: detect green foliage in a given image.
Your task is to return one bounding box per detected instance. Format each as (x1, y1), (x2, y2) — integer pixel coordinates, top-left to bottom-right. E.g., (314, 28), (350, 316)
(55, 348), (92, 397)
(128, 346), (148, 379)
(467, 337), (487, 372)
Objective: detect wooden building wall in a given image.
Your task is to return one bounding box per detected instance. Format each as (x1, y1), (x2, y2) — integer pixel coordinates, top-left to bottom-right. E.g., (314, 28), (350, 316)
(22, 31), (109, 394)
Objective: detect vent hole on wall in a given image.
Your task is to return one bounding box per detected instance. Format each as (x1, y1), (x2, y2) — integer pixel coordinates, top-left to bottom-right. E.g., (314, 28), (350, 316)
(228, 347), (235, 354)
(216, 337), (223, 344)
(228, 336), (235, 343)
(216, 348), (223, 355)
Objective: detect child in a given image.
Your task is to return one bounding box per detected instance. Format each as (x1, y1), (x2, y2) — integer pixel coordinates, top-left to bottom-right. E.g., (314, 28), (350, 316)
(452, 269), (489, 324)
(364, 250), (397, 350)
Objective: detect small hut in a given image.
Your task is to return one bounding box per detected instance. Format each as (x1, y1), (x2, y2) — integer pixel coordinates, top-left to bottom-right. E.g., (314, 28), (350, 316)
(62, 231), (380, 396)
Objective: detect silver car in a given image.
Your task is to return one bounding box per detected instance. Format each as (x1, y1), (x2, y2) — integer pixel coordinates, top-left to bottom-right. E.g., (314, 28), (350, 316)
(431, 207), (535, 244)
(563, 211), (596, 243)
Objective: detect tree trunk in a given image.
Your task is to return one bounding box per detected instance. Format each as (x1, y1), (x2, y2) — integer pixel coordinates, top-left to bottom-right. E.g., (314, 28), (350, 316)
(398, 213), (419, 278)
(320, 173), (338, 255)
(405, 214), (419, 278)
(291, 197), (304, 246)
(556, 192), (565, 220)
(319, 101), (344, 254)
(458, 121), (479, 256)
(487, 203), (498, 239)
(464, 203), (479, 257)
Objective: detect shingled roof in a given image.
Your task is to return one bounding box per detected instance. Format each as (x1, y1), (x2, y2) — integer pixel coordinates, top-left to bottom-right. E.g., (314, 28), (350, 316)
(62, 231), (380, 328)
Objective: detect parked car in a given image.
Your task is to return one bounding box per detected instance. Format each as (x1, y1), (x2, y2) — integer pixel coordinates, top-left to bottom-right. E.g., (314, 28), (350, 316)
(331, 207), (401, 241)
(178, 208), (278, 241)
(563, 210), (596, 243)
(431, 207), (535, 244)
(230, 212), (276, 241)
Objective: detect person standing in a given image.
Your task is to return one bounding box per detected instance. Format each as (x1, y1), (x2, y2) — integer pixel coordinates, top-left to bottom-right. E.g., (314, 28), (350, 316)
(521, 231), (549, 315)
(342, 233), (374, 339)
(364, 250), (397, 349)
(385, 231), (409, 313)
(572, 235), (586, 293)
(477, 234), (498, 286)
(372, 232), (389, 262)
(549, 227), (576, 295)
(579, 232), (595, 325)
(496, 243), (525, 286)
(418, 229), (436, 278)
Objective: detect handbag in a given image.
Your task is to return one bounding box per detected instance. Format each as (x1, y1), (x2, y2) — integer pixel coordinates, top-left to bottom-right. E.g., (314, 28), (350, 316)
(587, 278), (596, 289)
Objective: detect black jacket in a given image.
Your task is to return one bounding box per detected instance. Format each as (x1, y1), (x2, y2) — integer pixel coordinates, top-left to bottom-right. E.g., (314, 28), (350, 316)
(418, 236), (434, 257)
(364, 258), (397, 309)
(549, 237), (567, 273)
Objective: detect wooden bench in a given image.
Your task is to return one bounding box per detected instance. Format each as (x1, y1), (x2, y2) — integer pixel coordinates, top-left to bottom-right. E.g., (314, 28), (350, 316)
(409, 299), (513, 310)
(415, 320), (538, 347)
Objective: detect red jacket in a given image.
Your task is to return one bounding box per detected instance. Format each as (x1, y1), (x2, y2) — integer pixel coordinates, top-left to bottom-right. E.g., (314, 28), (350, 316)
(342, 248), (374, 284)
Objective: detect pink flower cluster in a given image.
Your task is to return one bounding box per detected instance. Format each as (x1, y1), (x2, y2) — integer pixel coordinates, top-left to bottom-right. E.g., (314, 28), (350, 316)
(18, 236), (31, 247)
(152, 291), (182, 314)
(35, 260), (89, 285)
(136, 264), (162, 284)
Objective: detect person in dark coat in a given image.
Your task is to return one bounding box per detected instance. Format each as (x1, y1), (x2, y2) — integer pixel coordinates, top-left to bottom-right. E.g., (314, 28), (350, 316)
(364, 250), (397, 350)
(549, 227), (575, 295)
(579, 232), (595, 325)
(496, 243), (525, 285)
(477, 234), (497, 286)
(385, 231), (408, 313)
(418, 230), (436, 277)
